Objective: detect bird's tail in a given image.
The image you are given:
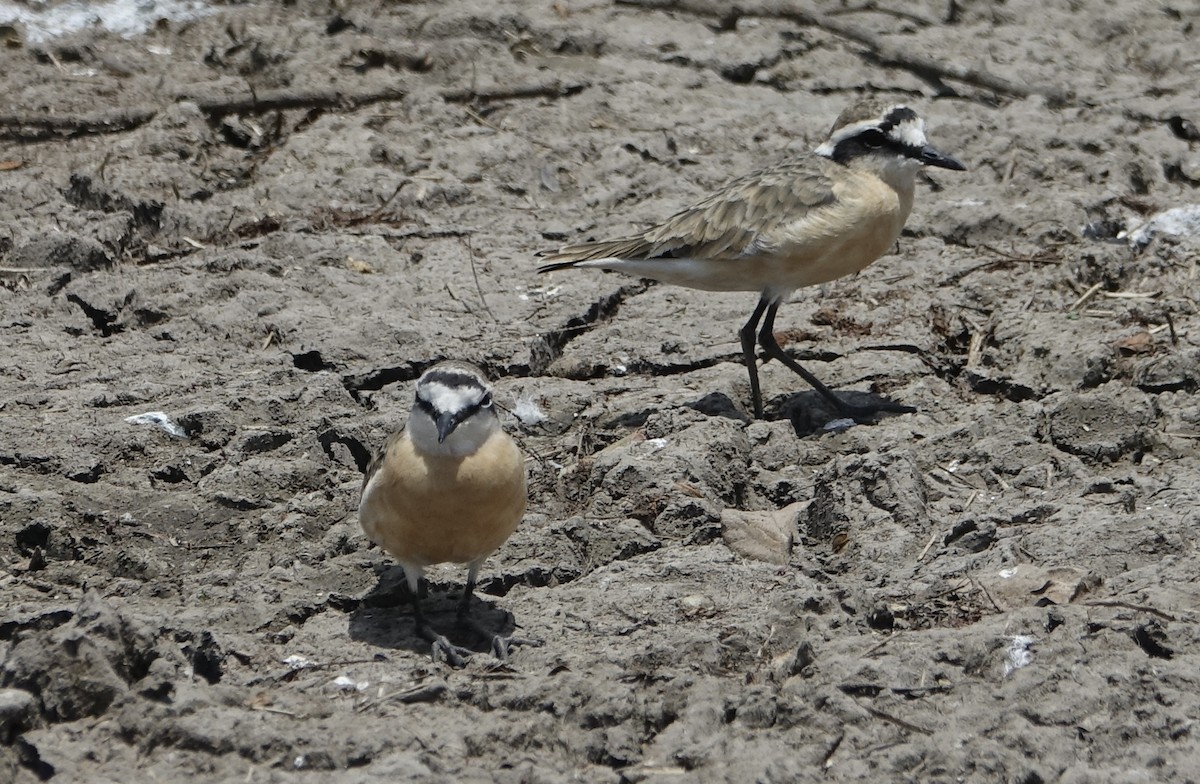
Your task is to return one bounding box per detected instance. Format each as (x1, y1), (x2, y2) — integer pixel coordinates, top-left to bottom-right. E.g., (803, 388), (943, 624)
(540, 258), (585, 273)
(535, 236), (654, 274)
(535, 257), (588, 274)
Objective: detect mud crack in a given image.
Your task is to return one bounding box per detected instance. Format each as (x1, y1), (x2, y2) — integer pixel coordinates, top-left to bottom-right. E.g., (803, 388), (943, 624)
(530, 282), (649, 375)
(340, 360), (430, 401)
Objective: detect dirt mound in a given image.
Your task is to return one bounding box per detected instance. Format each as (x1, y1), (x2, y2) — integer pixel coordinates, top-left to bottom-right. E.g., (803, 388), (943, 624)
(2, 0), (1198, 780)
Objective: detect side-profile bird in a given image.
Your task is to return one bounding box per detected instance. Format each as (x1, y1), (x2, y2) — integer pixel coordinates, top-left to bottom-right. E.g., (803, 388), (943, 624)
(358, 361), (535, 665)
(537, 100), (966, 419)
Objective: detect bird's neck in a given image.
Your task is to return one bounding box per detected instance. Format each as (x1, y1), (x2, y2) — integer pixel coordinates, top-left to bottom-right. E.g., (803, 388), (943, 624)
(862, 156), (920, 199)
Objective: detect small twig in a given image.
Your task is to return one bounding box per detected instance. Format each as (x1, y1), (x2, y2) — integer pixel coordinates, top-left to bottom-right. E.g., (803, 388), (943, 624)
(755, 624), (777, 660)
(441, 79), (590, 104)
(463, 236), (498, 323)
(917, 530), (938, 562)
(821, 733), (845, 769)
(966, 330), (985, 369)
(460, 105), (556, 151)
(336, 227), (472, 241)
(972, 578), (1002, 614)
(443, 282), (471, 312)
(862, 633), (897, 657)
(941, 245), (1060, 285)
(860, 704), (934, 735)
(356, 682), (448, 711)
(1165, 310), (1178, 346)
(1100, 291), (1160, 300)
(1084, 600), (1178, 622)
(1, 85), (410, 141)
(1068, 282), (1104, 312)
(934, 464), (976, 490)
(0, 79), (585, 143)
(189, 86), (409, 117)
(250, 705), (302, 718)
(825, 0), (936, 26)
(614, 0), (1069, 102)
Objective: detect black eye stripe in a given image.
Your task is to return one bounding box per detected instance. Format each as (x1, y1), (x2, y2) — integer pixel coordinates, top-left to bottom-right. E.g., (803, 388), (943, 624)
(860, 129), (884, 147)
(827, 127), (924, 164)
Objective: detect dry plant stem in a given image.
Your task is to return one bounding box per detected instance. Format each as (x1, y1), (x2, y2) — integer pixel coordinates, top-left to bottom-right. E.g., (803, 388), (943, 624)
(1, 80), (588, 141)
(1084, 600), (1178, 622)
(615, 0), (1070, 103)
(860, 703), (934, 735)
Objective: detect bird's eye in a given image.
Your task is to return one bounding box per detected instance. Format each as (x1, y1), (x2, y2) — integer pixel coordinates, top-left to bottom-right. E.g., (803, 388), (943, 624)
(480, 393), (493, 408)
(859, 129), (885, 149)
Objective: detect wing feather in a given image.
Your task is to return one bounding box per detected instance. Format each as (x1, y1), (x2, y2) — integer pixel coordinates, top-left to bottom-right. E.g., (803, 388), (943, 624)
(361, 428), (405, 493)
(537, 156), (838, 270)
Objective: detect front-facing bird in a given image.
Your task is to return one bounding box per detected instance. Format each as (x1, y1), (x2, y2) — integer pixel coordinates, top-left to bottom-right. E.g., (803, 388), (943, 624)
(537, 100), (966, 420)
(358, 361), (534, 665)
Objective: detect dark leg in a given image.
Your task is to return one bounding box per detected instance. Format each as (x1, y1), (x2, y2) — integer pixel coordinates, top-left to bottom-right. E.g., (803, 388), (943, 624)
(405, 571), (472, 667)
(457, 565), (543, 661)
(739, 294), (773, 419)
(757, 299), (916, 421)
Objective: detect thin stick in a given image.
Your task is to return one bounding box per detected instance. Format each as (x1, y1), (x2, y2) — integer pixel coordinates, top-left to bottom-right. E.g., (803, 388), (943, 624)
(862, 633), (897, 657)
(461, 105), (556, 151)
(973, 578), (1002, 613)
(1084, 600), (1178, 622)
(614, 0), (1069, 102)
(1165, 310), (1178, 346)
(355, 682), (448, 711)
(825, 1), (936, 26)
(1, 80), (588, 141)
(822, 733), (845, 769)
(1100, 291), (1160, 299)
(861, 704), (934, 735)
(917, 530), (938, 562)
(441, 79), (590, 104)
(465, 236), (498, 323)
(1068, 282), (1104, 312)
(250, 705), (301, 718)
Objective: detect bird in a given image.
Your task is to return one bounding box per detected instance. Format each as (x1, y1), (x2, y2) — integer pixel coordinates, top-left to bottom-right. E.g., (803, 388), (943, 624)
(358, 360), (536, 665)
(536, 100), (966, 420)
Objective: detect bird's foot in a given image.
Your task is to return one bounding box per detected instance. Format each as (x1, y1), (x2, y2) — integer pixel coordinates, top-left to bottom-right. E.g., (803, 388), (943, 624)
(414, 609), (473, 667)
(423, 629), (473, 668)
(490, 634), (545, 661)
(457, 609), (542, 661)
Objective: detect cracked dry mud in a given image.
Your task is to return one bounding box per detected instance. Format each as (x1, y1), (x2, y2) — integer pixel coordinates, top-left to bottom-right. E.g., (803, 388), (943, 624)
(2, 0), (1200, 781)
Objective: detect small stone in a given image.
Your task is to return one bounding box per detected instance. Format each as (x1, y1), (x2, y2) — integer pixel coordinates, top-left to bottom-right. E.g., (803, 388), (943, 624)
(0, 688), (39, 740)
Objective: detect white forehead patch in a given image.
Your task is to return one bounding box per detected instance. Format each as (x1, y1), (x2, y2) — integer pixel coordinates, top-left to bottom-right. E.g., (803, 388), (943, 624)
(890, 117), (928, 148)
(418, 380), (486, 414)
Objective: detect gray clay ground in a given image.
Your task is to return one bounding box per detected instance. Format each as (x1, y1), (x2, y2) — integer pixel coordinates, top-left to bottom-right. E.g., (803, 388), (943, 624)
(2, 0), (1200, 781)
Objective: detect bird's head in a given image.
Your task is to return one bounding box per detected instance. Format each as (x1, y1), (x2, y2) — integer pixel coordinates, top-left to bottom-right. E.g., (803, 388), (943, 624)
(815, 101), (966, 181)
(409, 361), (499, 456)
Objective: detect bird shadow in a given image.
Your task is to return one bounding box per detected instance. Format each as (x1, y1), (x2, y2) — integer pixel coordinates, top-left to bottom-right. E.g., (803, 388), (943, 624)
(773, 389), (915, 437)
(346, 564), (516, 658)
